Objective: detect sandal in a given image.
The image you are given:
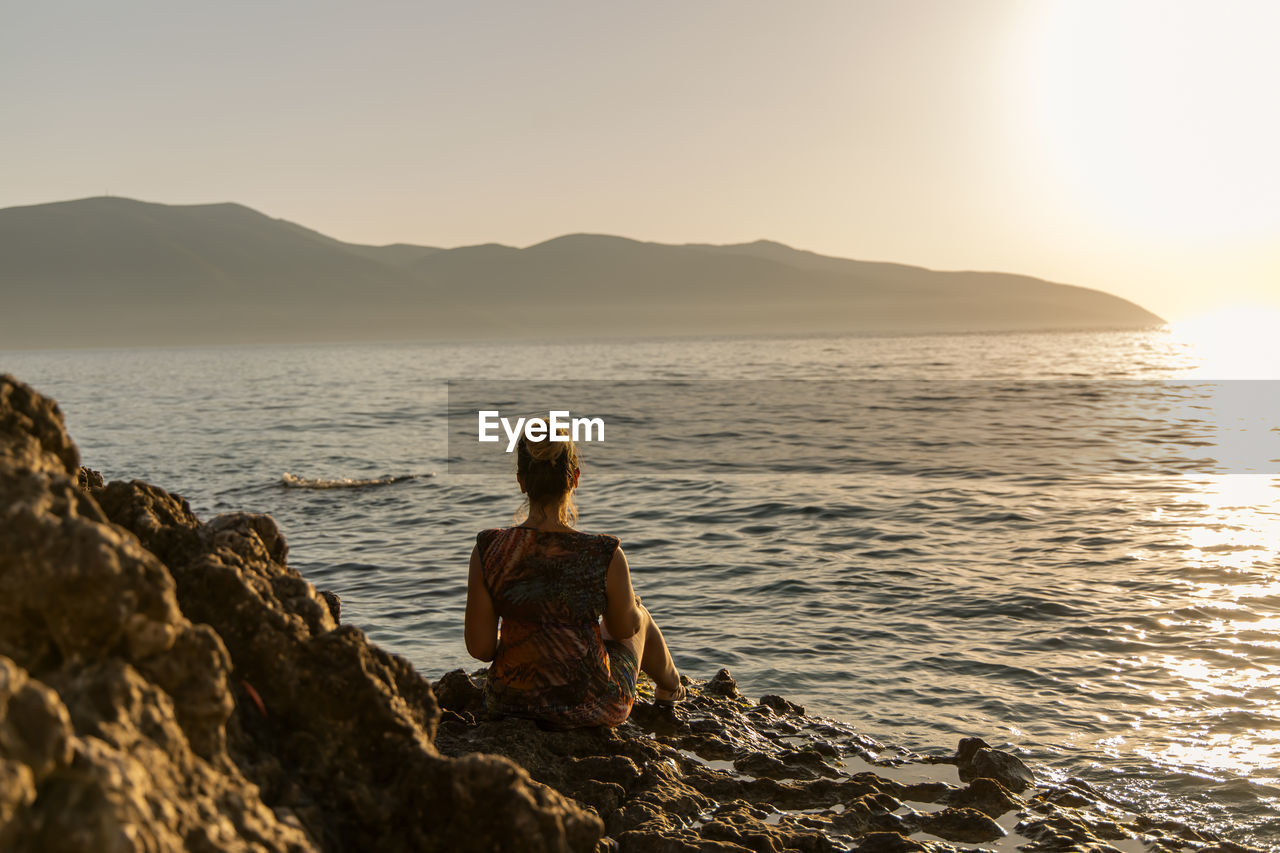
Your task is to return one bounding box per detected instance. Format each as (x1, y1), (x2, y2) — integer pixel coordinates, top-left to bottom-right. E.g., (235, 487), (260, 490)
(653, 681), (686, 707)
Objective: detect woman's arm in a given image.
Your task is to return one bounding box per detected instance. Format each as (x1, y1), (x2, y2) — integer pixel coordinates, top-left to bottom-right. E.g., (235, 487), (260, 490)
(603, 546), (643, 640)
(465, 544), (499, 662)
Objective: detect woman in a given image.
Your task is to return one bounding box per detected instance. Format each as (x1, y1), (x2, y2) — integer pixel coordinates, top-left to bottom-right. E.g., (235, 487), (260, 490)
(465, 430), (684, 728)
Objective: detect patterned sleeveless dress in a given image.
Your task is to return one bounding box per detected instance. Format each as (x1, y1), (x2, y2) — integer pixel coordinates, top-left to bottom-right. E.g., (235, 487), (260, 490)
(477, 527), (639, 728)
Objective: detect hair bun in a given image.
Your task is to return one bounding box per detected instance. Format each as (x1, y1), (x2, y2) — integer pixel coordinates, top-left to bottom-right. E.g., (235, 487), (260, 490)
(525, 437), (568, 463)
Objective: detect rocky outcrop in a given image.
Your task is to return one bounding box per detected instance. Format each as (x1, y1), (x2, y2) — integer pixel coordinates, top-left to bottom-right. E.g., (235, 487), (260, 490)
(0, 374), (600, 852)
(432, 666), (1260, 852)
(0, 375), (1263, 852)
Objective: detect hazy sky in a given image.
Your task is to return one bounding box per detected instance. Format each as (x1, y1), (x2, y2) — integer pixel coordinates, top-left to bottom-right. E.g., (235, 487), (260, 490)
(3, 0), (1277, 321)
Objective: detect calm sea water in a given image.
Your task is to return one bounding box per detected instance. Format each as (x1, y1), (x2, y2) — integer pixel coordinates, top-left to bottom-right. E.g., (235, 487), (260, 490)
(6, 329), (1279, 848)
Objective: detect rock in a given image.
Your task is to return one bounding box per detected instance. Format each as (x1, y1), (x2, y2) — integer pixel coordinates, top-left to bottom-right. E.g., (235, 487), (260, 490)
(701, 800), (837, 851)
(0, 375), (602, 852)
(759, 694), (804, 716)
(76, 467), (103, 490)
(319, 590), (342, 623)
(733, 752), (818, 781)
(432, 669), (485, 717)
(0, 378), (79, 476)
(914, 806), (1006, 843)
(938, 776), (1023, 817)
(704, 668), (741, 699)
(954, 735), (990, 765)
(961, 746), (1036, 794)
(615, 829), (750, 852)
(854, 832), (929, 853)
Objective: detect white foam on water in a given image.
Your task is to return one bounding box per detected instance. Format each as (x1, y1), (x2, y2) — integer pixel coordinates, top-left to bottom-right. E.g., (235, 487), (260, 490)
(280, 472), (427, 489)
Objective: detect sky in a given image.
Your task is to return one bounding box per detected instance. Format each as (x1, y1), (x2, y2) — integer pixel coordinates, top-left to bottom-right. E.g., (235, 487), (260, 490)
(3, 0), (1277, 322)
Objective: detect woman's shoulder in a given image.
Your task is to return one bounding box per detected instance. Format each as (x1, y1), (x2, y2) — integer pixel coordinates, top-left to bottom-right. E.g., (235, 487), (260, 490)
(475, 528), (505, 550)
(581, 531), (621, 562)
(477, 527), (619, 550)
(566, 529), (620, 549)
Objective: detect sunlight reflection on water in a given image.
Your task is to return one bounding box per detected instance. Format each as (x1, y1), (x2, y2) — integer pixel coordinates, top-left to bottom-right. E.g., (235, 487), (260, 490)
(1136, 473), (1280, 785)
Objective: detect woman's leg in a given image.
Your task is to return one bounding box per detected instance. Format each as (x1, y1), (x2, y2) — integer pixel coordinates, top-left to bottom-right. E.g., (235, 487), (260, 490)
(605, 604), (683, 700)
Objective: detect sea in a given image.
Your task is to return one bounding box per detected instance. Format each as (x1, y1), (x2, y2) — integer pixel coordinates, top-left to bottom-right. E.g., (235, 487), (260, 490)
(5, 328), (1279, 849)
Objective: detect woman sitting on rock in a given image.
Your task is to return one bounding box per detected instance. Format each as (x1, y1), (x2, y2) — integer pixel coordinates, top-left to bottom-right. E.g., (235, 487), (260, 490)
(465, 430), (684, 728)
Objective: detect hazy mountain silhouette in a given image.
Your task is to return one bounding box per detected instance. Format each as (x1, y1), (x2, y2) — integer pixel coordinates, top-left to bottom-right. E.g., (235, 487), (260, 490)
(0, 197), (1164, 348)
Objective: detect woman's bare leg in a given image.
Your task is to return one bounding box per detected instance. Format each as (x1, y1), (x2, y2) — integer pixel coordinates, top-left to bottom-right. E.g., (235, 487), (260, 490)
(605, 604), (682, 700)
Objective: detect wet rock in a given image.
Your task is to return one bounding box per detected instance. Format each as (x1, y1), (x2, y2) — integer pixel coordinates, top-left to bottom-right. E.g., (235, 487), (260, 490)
(961, 746), (1035, 793)
(733, 751), (819, 781)
(938, 775), (1023, 817)
(678, 731), (740, 761)
(616, 828), (750, 852)
(954, 735), (990, 763)
(913, 806), (1006, 843)
(700, 801), (838, 852)
(759, 695), (805, 716)
(1039, 784), (1093, 808)
(779, 748), (841, 778)
(853, 832), (929, 853)
(1132, 814), (1213, 844)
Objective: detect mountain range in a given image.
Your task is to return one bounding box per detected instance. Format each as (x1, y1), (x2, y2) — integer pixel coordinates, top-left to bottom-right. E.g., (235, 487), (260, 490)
(0, 197), (1164, 348)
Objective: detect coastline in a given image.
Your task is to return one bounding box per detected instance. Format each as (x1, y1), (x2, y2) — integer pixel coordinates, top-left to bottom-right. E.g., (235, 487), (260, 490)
(0, 373), (1265, 852)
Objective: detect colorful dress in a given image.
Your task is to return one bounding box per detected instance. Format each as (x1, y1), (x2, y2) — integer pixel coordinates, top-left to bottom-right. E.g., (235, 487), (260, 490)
(477, 527), (639, 728)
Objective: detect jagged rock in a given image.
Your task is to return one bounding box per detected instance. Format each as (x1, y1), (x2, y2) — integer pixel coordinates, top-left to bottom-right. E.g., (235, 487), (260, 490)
(0, 375), (601, 852)
(704, 668), (741, 699)
(432, 669), (485, 718)
(759, 694), (804, 716)
(319, 590), (341, 623)
(76, 467), (103, 490)
(0, 378), (79, 476)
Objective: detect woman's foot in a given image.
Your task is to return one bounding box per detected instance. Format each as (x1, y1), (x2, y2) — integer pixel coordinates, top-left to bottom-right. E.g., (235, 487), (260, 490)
(654, 680), (686, 706)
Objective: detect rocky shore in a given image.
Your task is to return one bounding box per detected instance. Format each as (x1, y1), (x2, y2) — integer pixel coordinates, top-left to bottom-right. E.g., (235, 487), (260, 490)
(0, 375), (1262, 852)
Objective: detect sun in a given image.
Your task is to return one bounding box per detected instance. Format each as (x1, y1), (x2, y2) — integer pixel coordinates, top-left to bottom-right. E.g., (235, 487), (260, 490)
(1020, 1), (1280, 241)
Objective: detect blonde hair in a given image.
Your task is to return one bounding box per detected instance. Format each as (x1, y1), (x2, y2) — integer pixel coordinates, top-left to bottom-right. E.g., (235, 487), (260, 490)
(515, 431), (580, 526)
